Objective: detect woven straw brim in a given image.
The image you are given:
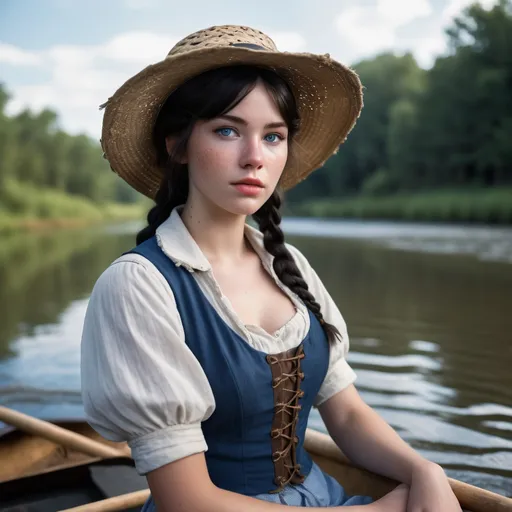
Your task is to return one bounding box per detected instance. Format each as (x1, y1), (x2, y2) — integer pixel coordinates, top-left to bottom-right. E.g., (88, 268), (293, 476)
(100, 46), (363, 199)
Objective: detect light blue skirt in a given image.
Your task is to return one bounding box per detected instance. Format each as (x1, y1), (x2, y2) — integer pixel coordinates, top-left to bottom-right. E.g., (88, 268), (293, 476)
(141, 462), (372, 509)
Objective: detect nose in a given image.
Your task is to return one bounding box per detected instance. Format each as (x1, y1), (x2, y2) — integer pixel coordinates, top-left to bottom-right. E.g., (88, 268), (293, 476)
(240, 136), (264, 170)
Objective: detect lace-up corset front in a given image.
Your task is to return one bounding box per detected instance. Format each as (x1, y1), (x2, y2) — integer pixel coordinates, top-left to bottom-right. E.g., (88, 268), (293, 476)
(266, 345), (306, 492)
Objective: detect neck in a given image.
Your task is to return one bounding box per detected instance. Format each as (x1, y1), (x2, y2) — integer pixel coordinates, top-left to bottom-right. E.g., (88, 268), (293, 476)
(180, 197), (250, 265)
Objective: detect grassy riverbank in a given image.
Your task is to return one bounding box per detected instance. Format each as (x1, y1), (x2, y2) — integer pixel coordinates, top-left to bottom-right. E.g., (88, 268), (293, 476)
(288, 188), (512, 224)
(0, 180), (146, 233)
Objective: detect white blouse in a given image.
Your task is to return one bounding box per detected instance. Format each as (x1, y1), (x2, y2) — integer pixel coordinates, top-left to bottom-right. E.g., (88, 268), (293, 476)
(80, 207), (357, 475)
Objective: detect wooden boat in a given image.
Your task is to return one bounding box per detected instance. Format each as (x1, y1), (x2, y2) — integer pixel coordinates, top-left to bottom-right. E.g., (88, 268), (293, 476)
(0, 407), (510, 511)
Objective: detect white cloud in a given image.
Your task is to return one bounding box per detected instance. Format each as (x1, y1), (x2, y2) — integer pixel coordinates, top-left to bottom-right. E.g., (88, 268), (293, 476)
(336, 7), (395, 56)
(102, 32), (177, 63)
(271, 32), (307, 52)
(411, 35), (448, 69)
(4, 32), (179, 138)
(335, 0), (433, 62)
(376, 0), (433, 26)
(0, 43), (43, 66)
(334, 0), (496, 68)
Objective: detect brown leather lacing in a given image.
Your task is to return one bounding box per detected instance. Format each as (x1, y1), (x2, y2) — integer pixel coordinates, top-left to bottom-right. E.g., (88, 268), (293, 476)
(266, 345), (306, 493)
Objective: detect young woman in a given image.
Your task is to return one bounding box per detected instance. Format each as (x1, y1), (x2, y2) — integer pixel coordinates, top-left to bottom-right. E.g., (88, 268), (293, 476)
(81, 25), (462, 511)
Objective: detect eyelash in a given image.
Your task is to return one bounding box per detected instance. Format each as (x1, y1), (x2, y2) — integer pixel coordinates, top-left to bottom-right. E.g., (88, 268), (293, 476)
(214, 126), (286, 143)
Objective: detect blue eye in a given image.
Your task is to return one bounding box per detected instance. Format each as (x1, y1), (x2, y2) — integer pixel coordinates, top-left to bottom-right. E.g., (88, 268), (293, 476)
(216, 127), (235, 137)
(264, 133), (282, 143)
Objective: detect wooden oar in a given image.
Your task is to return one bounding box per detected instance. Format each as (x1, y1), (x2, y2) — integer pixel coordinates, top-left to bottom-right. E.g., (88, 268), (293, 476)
(0, 406), (127, 459)
(59, 489), (150, 512)
(448, 478), (512, 512)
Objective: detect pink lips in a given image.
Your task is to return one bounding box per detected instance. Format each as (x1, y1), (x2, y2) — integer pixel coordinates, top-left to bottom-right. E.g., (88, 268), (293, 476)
(233, 184), (263, 196)
(232, 178), (264, 196)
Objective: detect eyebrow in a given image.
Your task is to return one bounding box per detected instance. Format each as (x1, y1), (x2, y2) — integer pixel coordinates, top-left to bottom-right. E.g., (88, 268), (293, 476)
(217, 114), (287, 130)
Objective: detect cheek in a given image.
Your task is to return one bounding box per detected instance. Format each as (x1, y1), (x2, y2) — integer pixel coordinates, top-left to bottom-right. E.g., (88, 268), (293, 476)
(267, 146), (288, 176)
(191, 147), (228, 182)
(194, 147), (215, 171)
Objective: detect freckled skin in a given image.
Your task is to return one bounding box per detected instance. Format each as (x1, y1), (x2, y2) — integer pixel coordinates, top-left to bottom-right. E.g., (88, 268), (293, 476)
(181, 81), (289, 218)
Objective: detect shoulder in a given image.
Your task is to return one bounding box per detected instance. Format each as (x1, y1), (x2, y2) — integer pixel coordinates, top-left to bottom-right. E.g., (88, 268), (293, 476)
(82, 252), (186, 353)
(88, 252), (178, 311)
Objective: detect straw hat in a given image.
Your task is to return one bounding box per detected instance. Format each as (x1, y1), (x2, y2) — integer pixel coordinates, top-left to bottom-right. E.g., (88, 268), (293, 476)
(100, 25), (363, 199)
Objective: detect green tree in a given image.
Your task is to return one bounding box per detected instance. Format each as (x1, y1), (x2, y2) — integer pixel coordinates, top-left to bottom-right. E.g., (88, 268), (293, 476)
(288, 53), (425, 201)
(0, 87), (17, 188)
(405, 0), (512, 187)
(0, 82), (142, 207)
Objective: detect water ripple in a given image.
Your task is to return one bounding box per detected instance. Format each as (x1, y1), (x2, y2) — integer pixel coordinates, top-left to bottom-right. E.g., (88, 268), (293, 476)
(282, 218), (512, 264)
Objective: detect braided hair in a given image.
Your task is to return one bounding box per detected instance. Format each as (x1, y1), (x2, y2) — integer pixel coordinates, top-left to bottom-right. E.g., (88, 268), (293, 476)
(252, 190), (341, 344)
(136, 65), (341, 344)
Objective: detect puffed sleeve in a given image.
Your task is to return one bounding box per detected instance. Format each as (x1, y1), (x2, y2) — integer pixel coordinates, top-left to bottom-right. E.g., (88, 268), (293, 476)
(80, 254), (216, 474)
(285, 244), (357, 406)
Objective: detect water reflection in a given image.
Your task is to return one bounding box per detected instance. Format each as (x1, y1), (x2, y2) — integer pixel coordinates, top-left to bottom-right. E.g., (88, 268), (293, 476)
(289, 234), (512, 407)
(0, 227), (135, 359)
(0, 220), (510, 495)
(291, 231), (512, 494)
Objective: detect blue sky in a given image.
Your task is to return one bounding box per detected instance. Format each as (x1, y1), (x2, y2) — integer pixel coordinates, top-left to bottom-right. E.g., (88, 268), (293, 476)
(0, 0), (496, 139)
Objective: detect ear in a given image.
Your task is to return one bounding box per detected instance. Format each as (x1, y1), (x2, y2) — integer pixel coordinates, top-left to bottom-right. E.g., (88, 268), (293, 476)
(165, 136), (188, 164)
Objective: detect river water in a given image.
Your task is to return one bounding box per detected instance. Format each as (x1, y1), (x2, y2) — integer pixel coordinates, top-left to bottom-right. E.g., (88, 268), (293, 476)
(0, 218), (510, 496)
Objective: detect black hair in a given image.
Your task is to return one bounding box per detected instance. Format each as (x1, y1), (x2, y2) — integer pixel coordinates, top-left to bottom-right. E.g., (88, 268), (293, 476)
(136, 65), (341, 344)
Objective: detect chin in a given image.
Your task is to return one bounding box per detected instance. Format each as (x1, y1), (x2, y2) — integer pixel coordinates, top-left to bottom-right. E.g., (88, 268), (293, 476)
(222, 196), (268, 217)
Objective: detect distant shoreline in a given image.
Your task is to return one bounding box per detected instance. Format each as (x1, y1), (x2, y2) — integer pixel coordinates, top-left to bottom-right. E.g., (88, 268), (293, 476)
(0, 207), (145, 234)
(0, 217), (123, 233)
(0, 179), (146, 234)
(286, 188), (512, 225)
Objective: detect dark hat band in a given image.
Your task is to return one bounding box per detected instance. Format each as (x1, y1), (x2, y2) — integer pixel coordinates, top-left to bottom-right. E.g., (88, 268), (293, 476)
(230, 43), (267, 51)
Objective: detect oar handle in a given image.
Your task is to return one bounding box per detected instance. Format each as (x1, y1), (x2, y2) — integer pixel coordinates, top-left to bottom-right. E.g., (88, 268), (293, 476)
(0, 406), (126, 459)
(59, 489), (150, 512)
(449, 477), (512, 512)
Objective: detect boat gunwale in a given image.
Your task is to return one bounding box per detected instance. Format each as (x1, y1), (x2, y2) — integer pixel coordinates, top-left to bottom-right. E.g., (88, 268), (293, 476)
(0, 419), (510, 511)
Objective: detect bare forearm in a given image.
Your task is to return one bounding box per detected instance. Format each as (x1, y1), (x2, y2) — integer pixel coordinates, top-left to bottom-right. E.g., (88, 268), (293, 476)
(157, 484), (372, 512)
(149, 448), (378, 511)
(208, 486), (372, 512)
(324, 400), (430, 485)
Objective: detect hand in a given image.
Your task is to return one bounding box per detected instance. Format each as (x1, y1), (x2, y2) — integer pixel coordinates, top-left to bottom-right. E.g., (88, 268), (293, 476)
(369, 483), (409, 512)
(407, 462), (462, 512)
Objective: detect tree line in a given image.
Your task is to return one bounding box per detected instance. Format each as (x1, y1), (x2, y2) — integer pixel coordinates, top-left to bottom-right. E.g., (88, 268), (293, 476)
(0, 0), (510, 210)
(287, 0), (512, 203)
(0, 89), (138, 205)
